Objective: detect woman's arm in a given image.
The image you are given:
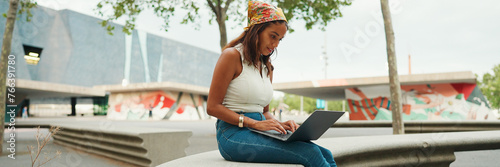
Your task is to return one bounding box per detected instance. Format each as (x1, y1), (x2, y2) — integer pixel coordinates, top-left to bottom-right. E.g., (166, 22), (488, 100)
(207, 48), (246, 126)
(207, 48), (286, 133)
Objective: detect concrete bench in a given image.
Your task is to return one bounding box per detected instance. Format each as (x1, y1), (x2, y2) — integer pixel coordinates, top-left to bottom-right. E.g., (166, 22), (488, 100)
(160, 130), (500, 166)
(158, 150), (301, 167)
(333, 120), (500, 133)
(51, 123), (192, 167)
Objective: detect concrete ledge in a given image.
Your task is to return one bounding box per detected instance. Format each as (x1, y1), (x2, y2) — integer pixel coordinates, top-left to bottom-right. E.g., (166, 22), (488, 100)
(333, 120), (500, 133)
(16, 79), (106, 98)
(51, 123), (192, 167)
(11, 120), (500, 134)
(160, 130), (500, 166)
(94, 81), (209, 95)
(317, 130), (500, 166)
(10, 121), (51, 129)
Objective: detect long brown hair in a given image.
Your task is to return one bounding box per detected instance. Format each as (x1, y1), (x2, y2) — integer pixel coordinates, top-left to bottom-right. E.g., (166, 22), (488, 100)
(223, 20), (288, 77)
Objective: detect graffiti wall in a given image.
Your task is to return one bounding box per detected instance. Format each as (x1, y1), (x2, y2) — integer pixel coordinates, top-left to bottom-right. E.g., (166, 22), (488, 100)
(346, 83), (494, 121)
(107, 90), (207, 120)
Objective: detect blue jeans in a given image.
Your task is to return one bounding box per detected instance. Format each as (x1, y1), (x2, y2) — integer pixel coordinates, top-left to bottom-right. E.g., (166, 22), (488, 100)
(216, 112), (337, 167)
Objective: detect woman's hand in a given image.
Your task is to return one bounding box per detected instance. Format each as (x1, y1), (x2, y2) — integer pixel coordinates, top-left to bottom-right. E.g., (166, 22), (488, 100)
(279, 120), (300, 132)
(249, 119), (287, 134)
(249, 119), (300, 134)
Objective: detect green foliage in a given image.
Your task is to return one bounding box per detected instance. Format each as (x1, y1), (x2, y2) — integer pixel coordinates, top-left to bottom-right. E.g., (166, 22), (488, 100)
(272, 93), (346, 114)
(95, 0), (352, 37)
(478, 64), (500, 109)
(96, 0), (199, 35)
(269, 97), (279, 111)
(283, 94), (316, 114)
(275, 0), (352, 32)
(1, 0), (37, 21)
(327, 100), (344, 111)
(18, 0), (37, 21)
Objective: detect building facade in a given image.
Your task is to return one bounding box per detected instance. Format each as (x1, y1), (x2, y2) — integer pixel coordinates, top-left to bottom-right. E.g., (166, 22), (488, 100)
(1, 2), (219, 120)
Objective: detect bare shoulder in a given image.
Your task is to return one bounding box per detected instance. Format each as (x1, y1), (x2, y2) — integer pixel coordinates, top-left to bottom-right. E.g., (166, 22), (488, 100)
(212, 47), (243, 82)
(219, 47), (241, 62)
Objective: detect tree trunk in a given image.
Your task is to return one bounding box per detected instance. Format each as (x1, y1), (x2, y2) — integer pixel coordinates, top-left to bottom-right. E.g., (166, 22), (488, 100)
(217, 11), (228, 50)
(380, 0), (404, 134)
(1, 0), (20, 154)
(206, 0), (230, 50)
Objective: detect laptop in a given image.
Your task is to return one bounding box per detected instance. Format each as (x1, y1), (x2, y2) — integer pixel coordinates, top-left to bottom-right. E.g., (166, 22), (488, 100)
(249, 110), (344, 142)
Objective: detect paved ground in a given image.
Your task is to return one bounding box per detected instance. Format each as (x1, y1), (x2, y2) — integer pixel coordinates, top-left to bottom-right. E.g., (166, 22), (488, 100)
(2, 116), (499, 166)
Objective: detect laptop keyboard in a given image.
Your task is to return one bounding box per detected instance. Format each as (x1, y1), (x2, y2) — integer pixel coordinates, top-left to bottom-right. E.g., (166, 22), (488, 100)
(268, 130), (293, 139)
(250, 129), (295, 140)
(277, 132), (292, 138)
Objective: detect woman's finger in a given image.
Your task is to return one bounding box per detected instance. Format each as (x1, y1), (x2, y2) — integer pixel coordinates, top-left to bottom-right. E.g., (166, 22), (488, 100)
(282, 123), (291, 129)
(290, 120), (299, 131)
(274, 126), (284, 134)
(289, 122), (296, 132)
(276, 122), (287, 134)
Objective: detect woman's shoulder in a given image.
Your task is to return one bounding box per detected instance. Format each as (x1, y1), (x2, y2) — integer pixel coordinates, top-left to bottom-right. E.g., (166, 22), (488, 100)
(220, 47), (242, 62)
(216, 47), (243, 77)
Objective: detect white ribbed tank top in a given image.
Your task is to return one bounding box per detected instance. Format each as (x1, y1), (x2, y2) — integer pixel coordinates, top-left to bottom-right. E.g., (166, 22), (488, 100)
(222, 43), (273, 113)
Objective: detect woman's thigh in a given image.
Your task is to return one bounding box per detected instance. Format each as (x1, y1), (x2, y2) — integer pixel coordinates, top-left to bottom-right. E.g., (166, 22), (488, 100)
(218, 127), (331, 167)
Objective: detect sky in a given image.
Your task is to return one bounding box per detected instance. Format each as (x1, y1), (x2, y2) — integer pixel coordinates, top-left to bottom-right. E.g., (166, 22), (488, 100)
(36, 0), (500, 84)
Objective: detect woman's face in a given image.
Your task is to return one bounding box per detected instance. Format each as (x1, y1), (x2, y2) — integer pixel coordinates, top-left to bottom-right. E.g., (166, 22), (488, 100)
(258, 22), (287, 55)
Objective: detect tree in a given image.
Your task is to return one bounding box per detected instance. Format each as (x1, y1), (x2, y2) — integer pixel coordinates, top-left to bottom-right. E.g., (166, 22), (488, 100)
(282, 94), (318, 113)
(380, 0), (404, 134)
(1, 0), (37, 154)
(478, 64), (500, 109)
(96, 0), (352, 50)
(327, 100), (344, 111)
(270, 93), (345, 114)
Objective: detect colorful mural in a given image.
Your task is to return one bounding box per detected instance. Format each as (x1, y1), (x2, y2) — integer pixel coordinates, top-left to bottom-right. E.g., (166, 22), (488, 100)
(107, 90), (207, 120)
(346, 84), (494, 121)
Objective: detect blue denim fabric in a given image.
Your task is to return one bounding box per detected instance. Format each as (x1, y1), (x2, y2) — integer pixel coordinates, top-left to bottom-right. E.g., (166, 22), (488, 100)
(216, 112), (337, 167)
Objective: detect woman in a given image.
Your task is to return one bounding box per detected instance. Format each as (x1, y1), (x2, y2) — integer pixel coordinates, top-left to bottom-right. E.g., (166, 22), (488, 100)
(207, 1), (337, 167)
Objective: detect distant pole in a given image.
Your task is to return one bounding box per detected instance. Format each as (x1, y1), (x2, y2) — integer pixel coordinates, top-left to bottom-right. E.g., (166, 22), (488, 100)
(71, 97), (77, 116)
(408, 54), (412, 75)
(381, 0), (404, 134)
(322, 31), (328, 79)
(325, 101), (328, 110)
(342, 100), (345, 112)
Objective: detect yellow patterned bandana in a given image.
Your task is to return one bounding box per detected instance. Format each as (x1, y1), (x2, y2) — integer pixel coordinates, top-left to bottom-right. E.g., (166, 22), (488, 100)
(245, 1), (287, 30)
